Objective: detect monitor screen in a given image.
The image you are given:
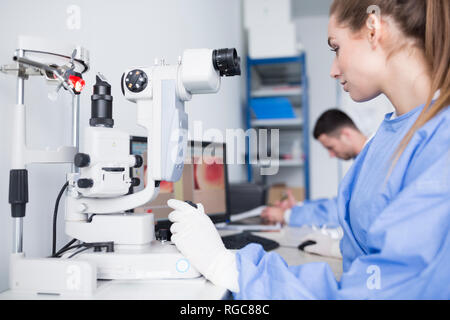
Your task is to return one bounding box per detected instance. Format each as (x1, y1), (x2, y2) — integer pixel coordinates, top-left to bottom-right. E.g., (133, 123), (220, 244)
(130, 138), (230, 224)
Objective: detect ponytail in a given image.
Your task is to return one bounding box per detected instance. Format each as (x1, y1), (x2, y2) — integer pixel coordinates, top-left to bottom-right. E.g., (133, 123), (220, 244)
(394, 0), (450, 164)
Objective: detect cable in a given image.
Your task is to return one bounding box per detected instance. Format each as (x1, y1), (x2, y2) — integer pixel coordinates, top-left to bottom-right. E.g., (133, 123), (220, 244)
(52, 238), (77, 258)
(54, 243), (86, 258)
(52, 181), (69, 257)
(54, 241), (114, 258)
(68, 246), (94, 259)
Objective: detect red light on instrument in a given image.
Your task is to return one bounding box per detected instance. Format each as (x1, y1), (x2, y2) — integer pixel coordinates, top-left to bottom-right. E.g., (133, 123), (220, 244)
(69, 75), (86, 93)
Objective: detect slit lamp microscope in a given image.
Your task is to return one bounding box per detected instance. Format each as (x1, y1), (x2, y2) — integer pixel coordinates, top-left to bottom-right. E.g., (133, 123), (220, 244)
(3, 37), (241, 297)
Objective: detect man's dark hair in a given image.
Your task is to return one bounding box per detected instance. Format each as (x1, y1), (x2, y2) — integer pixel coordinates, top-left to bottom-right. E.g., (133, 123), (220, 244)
(313, 109), (359, 139)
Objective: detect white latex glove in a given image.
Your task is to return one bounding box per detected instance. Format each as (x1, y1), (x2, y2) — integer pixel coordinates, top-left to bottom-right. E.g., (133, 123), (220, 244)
(298, 227), (343, 259)
(168, 199), (240, 292)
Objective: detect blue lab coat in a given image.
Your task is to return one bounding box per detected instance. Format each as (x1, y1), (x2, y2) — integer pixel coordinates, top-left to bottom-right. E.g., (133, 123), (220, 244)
(234, 104), (450, 299)
(289, 198), (339, 228)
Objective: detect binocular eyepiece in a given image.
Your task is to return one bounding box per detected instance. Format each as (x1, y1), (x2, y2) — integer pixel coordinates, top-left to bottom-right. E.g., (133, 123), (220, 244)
(212, 48), (241, 77)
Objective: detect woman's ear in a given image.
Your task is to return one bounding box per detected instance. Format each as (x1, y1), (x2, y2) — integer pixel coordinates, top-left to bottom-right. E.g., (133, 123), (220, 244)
(366, 13), (381, 49)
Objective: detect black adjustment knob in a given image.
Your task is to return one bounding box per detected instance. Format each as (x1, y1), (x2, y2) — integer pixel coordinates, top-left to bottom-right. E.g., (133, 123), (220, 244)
(131, 177), (140, 187)
(134, 155), (143, 168)
(77, 178), (94, 188)
(159, 229), (169, 242)
(124, 69), (148, 93)
(74, 153), (90, 168)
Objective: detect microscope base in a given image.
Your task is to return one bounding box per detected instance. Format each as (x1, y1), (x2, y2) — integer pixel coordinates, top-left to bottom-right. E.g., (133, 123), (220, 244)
(73, 240), (201, 280)
(9, 253), (97, 297)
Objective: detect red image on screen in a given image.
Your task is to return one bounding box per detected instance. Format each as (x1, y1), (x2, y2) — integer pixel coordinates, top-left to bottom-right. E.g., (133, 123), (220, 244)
(193, 156), (224, 190)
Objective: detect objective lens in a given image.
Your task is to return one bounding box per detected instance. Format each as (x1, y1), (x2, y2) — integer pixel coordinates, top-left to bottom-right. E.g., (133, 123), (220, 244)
(212, 48), (241, 77)
(90, 75), (114, 128)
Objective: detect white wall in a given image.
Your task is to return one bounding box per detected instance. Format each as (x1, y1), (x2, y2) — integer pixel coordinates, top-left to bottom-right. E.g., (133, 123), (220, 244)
(294, 14), (341, 200)
(0, 0), (244, 292)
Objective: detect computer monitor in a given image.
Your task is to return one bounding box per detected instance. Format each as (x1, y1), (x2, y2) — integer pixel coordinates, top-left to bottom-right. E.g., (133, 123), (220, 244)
(129, 137), (230, 226)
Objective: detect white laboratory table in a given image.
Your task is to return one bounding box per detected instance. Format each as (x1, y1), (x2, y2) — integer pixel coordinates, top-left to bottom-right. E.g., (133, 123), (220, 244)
(220, 225), (343, 281)
(256, 226), (343, 280)
(0, 226), (343, 300)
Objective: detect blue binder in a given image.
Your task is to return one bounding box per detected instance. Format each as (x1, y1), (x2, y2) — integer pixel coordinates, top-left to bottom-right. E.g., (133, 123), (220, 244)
(250, 97), (296, 119)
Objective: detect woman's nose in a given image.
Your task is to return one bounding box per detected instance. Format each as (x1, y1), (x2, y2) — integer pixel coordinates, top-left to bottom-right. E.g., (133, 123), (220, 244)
(330, 57), (341, 79)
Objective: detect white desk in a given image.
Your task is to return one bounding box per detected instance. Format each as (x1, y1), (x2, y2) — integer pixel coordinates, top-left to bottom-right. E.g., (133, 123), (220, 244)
(254, 226), (343, 280)
(220, 226), (343, 281)
(0, 226), (343, 300)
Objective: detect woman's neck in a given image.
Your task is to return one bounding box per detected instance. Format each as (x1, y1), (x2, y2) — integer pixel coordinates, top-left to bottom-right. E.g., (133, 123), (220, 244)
(381, 48), (432, 116)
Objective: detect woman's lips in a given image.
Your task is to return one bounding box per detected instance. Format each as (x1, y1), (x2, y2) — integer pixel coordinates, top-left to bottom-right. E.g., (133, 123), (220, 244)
(341, 81), (348, 91)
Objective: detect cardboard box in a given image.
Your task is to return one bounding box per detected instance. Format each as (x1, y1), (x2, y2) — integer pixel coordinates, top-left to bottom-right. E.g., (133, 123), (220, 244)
(266, 183), (305, 206)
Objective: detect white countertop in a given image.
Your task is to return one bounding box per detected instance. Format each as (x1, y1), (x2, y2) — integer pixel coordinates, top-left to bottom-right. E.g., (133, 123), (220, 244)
(0, 226), (343, 300)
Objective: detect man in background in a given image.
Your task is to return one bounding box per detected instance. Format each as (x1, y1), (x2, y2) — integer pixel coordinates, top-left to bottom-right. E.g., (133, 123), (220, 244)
(261, 109), (367, 227)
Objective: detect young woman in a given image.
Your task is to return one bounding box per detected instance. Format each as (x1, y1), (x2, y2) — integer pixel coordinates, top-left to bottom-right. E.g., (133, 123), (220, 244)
(167, 0), (449, 299)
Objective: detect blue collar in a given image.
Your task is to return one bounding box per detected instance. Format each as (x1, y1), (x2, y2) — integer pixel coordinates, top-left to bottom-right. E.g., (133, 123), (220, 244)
(383, 103), (426, 131)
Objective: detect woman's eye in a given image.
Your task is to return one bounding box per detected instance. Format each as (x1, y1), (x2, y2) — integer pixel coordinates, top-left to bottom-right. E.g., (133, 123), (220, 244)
(330, 47), (339, 55)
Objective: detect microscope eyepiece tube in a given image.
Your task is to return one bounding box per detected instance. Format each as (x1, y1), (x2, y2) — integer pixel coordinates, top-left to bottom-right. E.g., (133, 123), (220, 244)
(180, 48), (241, 95)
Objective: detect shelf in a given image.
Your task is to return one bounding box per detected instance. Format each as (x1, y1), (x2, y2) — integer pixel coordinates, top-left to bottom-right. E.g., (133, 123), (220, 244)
(251, 118), (303, 128)
(251, 85), (302, 98)
(248, 55), (305, 65)
(245, 52), (310, 199)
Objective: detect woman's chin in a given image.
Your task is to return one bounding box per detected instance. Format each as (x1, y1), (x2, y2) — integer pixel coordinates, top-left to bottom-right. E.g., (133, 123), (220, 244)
(349, 90), (380, 103)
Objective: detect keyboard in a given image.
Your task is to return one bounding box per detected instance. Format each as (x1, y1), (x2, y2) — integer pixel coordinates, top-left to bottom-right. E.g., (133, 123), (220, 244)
(221, 232), (280, 251)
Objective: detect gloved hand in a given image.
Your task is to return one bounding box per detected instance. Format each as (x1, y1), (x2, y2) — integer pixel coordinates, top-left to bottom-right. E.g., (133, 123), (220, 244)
(168, 199), (240, 292)
(298, 227), (343, 259)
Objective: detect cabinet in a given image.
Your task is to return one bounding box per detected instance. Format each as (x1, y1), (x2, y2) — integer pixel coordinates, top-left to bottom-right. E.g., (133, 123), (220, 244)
(245, 53), (310, 200)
